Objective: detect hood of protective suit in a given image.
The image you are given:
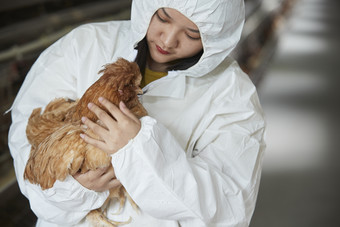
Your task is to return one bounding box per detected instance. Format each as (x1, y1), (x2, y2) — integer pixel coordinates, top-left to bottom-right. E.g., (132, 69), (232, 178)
(131, 0), (245, 77)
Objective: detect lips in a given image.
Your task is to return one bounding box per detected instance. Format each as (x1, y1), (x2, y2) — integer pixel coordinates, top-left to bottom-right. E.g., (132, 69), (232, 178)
(156, 45), (170, 55)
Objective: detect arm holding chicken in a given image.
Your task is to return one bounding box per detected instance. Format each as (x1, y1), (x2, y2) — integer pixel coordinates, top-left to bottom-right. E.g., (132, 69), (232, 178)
(75, 98), (141, 191)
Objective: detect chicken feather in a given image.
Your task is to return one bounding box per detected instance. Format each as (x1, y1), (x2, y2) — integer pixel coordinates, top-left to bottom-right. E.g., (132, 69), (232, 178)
(24, 58), (147, 226)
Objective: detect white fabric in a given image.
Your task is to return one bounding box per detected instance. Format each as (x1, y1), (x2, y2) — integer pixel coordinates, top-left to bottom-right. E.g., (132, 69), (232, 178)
(8, 0), (266, 226)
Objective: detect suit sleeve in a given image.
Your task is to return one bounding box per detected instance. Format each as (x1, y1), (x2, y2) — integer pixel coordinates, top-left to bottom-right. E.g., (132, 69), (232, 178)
(8, 28), (109, 225)
(111, 84), (266, 226)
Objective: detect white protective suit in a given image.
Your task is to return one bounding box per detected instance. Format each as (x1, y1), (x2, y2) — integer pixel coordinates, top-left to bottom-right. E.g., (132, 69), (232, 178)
(8, 0), (266, 226)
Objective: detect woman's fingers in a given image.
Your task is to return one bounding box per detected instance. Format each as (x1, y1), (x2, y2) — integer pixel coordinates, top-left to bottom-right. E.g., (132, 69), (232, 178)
(81, 116), (108, 139)
(73, 165), (121, 192)
(119, 101), (140, 124)
(98, 97), (125, 122)
(80, 132), (107, 151)
(88, 101), (118, 126)
(81, 97), (142, 154)
(108, 179), (121, 189)
(88, 97), (138, 127)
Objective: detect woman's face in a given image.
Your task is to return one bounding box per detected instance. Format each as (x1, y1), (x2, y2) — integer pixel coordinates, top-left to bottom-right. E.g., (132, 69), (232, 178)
(146, 8), (203, 72)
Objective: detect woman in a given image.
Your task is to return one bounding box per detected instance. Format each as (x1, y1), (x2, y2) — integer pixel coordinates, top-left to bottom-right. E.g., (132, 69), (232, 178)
(8, 0), (266, 226)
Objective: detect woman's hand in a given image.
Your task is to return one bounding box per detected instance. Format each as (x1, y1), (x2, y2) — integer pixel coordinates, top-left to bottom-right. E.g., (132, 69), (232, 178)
(80, 97), (141, 155)
(73, 165), (120, 192)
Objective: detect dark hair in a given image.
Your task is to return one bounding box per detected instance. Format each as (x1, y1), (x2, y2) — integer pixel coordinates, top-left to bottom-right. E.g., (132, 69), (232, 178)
(134, 37), (203, 76)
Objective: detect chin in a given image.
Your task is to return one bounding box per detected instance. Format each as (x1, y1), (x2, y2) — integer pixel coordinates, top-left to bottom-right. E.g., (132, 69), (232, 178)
(150, 53), (173, 64)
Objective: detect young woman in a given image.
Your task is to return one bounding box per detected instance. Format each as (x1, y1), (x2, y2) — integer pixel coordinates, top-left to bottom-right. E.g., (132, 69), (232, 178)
(8, 0), (266, 226)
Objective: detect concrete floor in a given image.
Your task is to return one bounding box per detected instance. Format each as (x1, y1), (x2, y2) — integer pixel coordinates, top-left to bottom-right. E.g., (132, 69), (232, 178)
(251, 0), (340, 226)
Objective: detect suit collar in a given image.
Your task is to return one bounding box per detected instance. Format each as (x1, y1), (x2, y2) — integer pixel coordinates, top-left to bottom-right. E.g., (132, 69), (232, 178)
(142, 72), (186, 99)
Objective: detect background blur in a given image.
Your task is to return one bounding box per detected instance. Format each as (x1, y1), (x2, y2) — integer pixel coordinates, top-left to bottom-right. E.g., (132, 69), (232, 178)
(0, 0), (339, 226)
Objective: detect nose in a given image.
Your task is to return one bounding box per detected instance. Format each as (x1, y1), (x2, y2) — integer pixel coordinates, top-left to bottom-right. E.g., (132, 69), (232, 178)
(162, 28), (179, 49)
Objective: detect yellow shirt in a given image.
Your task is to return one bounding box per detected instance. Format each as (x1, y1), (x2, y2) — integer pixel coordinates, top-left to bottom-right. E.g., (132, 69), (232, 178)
(141, 68), (168, 88)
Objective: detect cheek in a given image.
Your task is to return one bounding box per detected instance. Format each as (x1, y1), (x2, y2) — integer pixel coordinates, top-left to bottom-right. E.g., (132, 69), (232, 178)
(192, 42), (203, 54)
(146, 27), (154, 42)
(146, 18), (161, 41)
(181, 41), (203, 57)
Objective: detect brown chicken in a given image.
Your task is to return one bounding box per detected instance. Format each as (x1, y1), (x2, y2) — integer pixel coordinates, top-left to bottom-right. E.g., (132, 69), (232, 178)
(24, 58), (147, 226)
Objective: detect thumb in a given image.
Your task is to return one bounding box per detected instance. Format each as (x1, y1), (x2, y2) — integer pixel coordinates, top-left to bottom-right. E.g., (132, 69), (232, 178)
(119, 101), (139, 123)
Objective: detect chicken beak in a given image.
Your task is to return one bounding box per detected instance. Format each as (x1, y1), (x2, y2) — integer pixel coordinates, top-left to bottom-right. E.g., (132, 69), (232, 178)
(137, 87), (143, 95)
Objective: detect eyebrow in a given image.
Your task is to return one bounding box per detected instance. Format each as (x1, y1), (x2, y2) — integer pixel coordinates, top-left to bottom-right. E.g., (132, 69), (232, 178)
(161, 8), (200, 33)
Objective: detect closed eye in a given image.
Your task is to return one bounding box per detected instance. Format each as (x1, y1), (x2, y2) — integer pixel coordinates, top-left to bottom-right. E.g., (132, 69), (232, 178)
(156, 12), (167, 23)
(186, 30), (201, 40)
(186, 34), (201, 40)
